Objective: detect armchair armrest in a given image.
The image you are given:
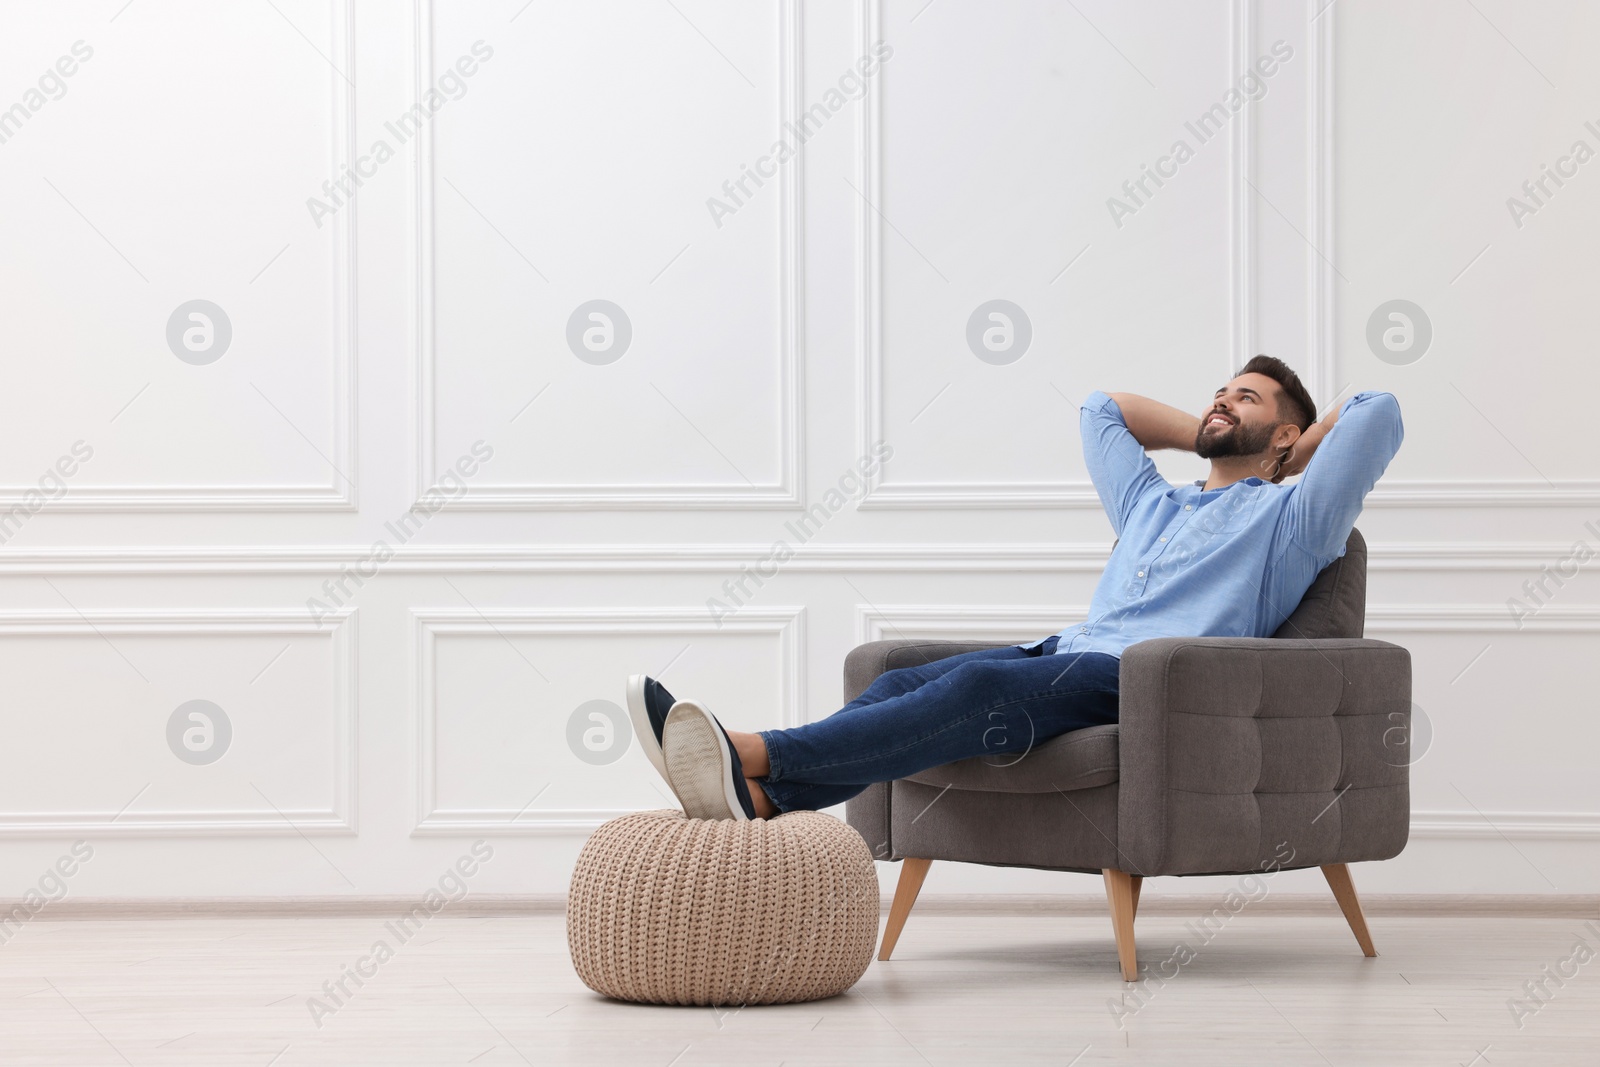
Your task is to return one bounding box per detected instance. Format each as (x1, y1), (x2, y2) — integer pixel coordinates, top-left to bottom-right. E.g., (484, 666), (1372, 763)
(1117, 636), (1412, 877)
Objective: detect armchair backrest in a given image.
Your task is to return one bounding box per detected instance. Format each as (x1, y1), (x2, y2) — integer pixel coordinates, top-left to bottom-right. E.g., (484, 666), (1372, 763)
(1269, 527), (1367, 640)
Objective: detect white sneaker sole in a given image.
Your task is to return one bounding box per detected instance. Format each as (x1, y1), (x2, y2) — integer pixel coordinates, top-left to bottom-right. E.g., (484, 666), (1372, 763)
(662, 700), (748, 821)
(624, 674), (668, 781)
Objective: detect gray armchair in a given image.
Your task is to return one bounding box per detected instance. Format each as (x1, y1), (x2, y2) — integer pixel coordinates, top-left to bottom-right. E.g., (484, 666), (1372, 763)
(844, 528), (1411, 980)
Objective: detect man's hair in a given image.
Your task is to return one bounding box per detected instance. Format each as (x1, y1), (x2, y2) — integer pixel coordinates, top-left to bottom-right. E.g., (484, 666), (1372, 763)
(1237, 354), (1315, 431)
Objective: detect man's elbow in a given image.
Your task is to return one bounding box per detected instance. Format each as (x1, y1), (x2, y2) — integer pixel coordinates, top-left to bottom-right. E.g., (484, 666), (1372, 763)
(1374, 391), (1404, 449)
(1081, 389), (1122, 423)
(1350, 391), (1404, 450)
(1369, 391), (1401, 416)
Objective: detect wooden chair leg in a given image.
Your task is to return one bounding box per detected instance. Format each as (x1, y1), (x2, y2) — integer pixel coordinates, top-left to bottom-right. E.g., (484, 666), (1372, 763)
(878, 858), (933, 961)
(1321, 863), (1377, 957)
(1129, 875), (1143, 920)
(1102, 868), (1139, 981)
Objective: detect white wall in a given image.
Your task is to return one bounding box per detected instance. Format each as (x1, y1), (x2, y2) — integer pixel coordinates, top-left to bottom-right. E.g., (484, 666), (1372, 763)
(0, 0), (1593, 902)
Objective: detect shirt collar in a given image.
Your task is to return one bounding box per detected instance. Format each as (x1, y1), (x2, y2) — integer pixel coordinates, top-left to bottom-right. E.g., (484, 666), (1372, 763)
(1190, 477), (1265, 491)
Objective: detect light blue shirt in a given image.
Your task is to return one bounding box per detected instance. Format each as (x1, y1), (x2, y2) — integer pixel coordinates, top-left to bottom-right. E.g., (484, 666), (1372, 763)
(1019, 389), (1404, 658)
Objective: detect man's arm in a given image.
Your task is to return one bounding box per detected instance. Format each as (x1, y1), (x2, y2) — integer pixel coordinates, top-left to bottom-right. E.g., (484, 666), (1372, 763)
(1284, 391), (1404, 560)
(1106, 392), (1201, 452)
(1082, 391), (1173, 536)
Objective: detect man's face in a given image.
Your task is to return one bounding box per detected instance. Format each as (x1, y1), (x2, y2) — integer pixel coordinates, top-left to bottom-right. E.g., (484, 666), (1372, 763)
(1195, 372), (1288, 462)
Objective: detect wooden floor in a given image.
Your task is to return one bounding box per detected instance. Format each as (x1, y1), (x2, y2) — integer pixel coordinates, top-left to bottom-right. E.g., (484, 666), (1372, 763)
(1, 911), (1596, 1065)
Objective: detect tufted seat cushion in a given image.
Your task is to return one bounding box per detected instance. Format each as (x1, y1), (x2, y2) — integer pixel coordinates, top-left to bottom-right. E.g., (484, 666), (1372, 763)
(905, 722), (1120, 793)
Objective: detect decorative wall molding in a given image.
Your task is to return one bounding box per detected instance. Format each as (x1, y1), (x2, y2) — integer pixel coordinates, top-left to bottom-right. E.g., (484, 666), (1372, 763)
(1409, 810), (1600, 841)
(856, 600), (1600, 644)
(856, 604), (1088, 646)
(1230, 0), (1255, 368)
(0, 610), (357, 837)
(1363, 603), (1600, 632)
(857, 602), (1600, 640)
(411, 0), (803, 509)
(1362, 482), (1600, 507)
(1308, 0), (1338, 410)
(0, 1), (359, 512)
(0, 539), (1580, 573)
(411, 606), (805, 834)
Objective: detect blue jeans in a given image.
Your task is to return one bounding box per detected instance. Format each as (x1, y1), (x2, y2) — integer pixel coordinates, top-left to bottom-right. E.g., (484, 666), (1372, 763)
(757, 636), (1121, 813)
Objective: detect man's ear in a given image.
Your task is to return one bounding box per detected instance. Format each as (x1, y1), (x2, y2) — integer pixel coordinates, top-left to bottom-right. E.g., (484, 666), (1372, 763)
(1267, 424), (1301, 484)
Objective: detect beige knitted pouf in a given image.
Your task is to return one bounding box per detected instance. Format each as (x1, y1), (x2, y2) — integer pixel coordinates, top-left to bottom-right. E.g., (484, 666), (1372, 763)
(566, 808), (879, 1006)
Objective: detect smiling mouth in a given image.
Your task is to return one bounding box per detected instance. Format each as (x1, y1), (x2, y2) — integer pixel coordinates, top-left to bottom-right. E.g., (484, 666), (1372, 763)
(1204, 413), (1235, 430)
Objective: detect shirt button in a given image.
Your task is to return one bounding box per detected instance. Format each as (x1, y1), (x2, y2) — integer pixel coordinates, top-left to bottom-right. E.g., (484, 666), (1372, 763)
(1137, 570), (1145, 577)
(1184, 505), (1193, 511)
(1159, 536), (1167, 542)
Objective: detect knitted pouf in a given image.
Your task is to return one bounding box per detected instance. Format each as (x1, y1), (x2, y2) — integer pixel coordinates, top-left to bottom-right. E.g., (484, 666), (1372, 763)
(566, 808), (879, 1006)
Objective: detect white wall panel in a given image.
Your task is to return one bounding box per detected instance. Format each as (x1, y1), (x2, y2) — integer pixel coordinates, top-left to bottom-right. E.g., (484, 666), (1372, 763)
(1329, 0), (1600, 505)
(0, 0), (355, 509)
(0, 611), (355, 836)
(1365, 606), (1600, 821)
(413, 606), (802, 834)
(0, 0), (1593, 901)
(418, 0), (800, 507)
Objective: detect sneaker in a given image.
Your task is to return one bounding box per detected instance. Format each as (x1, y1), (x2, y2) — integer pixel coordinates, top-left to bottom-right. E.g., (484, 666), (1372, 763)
(662, 699), (757, 821)
(625, 674), (675, 782)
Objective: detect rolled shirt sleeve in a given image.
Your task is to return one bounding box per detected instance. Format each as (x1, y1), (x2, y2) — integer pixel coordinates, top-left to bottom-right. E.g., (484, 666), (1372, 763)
(1285, 391), (1405, 561)
(1081, 390), (1171, 537)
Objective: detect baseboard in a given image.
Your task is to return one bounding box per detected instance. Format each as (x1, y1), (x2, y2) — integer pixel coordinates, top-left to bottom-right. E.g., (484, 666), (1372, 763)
(15, 893), (1599, 920)
(13, 896), (567, 920)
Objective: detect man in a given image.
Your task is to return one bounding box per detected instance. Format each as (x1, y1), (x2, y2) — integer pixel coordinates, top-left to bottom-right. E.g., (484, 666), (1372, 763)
(628, 355), (1404, 821)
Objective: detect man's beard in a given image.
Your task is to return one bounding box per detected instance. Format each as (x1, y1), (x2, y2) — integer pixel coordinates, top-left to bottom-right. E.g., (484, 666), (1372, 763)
(1195, 416), (1280, 460)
